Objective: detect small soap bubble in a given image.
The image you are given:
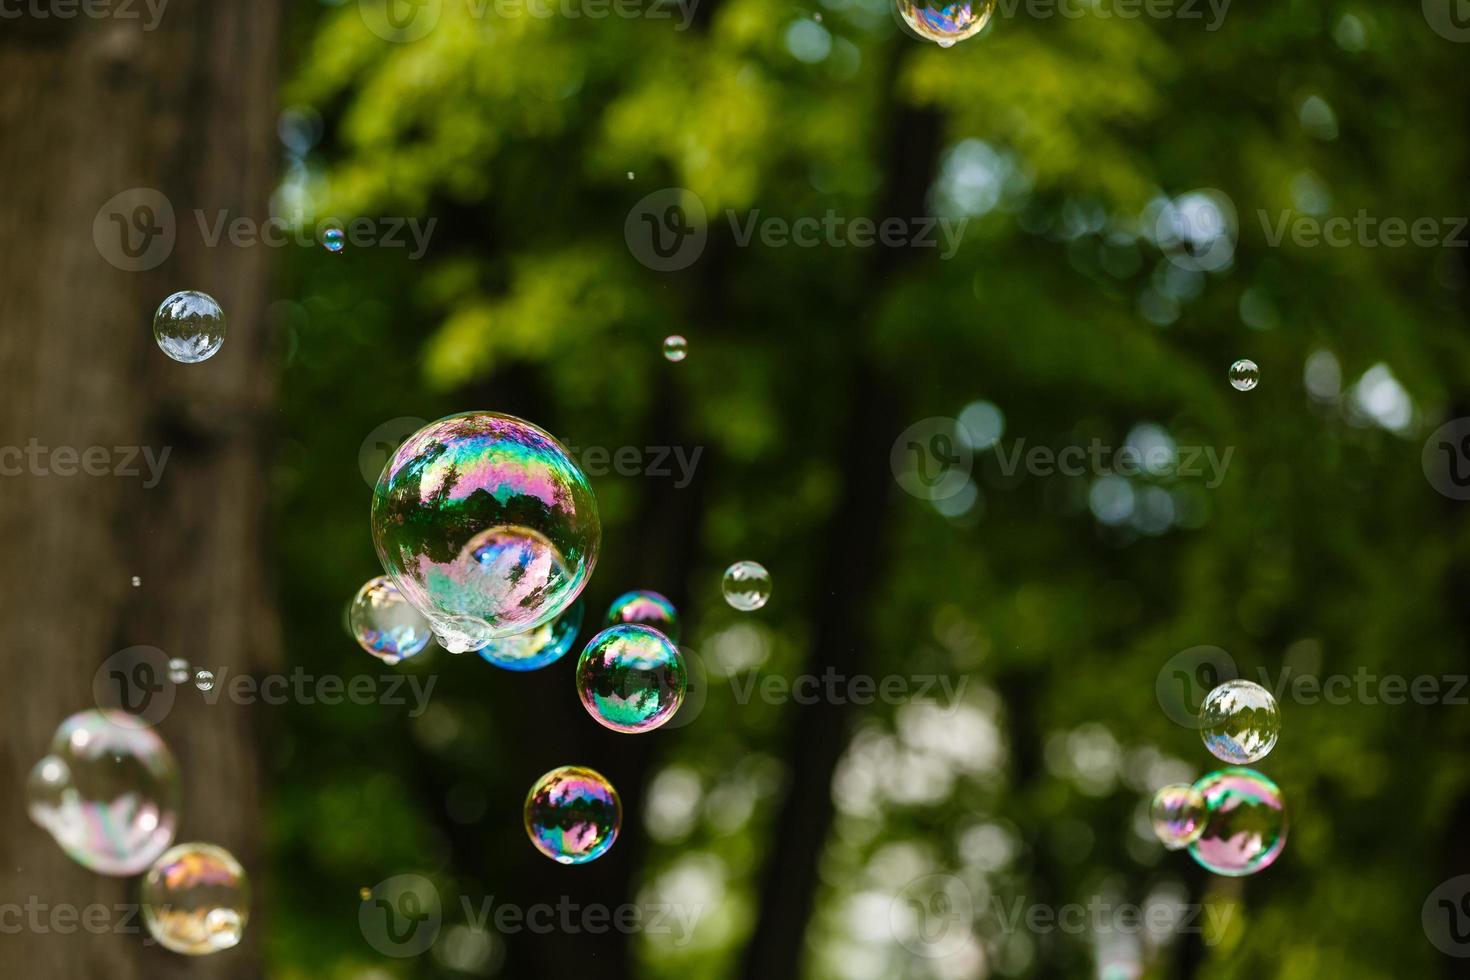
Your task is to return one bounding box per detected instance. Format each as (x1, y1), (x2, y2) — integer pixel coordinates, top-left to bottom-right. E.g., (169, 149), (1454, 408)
(627, 171), (635, 180)
(141, 842), (250, 955)
(1229, 358), (1259, 391)
(896, 0), (994, 47)
(577, 625), (687, 733)
(26, 710), (180, 875)
(195, 670), (215, 692)
(722, 561), (771, 611)
(153, 291), (226, 364)
(1200, 679), (1279, 764)
(479, 598), (584, 671)
(1188, 767), (1287, 876)
(605, 590), (679, 643)
(168, 658), (191, 685)
(131, 576), (142, 588)
(524, 765), (621, 864)
(323, 227), (346, 254)
(350, 575), (432, 665)
(1150, 783), (1206, 850)
(663, 335), (688, 362)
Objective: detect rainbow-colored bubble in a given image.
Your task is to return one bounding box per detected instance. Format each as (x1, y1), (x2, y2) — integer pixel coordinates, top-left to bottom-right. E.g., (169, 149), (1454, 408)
(479, 598), (585, 671)
(370, 412), (600, 641)
(1188, 767), (1288, 876)
(895, 0), (995, 47)
(576, 625), (687, 733)
(349, 575), (432, 665)
(1150, 783), (1206, 851)
(26, 710), (180, 875)
(604, 589), (679, 643)
(524, 766), (622, 865)
(141, 842), (249, 955)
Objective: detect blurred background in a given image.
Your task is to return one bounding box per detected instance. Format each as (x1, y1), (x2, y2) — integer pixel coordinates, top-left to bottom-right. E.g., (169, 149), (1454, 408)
(3, 0), (1470, 977)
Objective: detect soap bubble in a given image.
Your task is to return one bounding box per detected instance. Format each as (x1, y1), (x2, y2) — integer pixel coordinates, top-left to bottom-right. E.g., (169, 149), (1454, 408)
(722, 561), (771, 611)
(323, 227), (345, 253)
(195, 670), (215, 692)
(168, 658), (191, 685)
(524, 765), (621, 864)
(663, 335), (688, 362)
(141, 842), (250, 955)
(1188, 767), (1287, 876)
(154, 291), (226, 363)
(371, 412), (600, 641)
(605, 590), (680, 643)
(1199, 679), (1279, 764)
(131, 576), (142, 588)
(350, 575), (432, 665)
(26, 710), (180, 875)
(576, 625), (687, 733)
(1150, 783), (1206, 850)
(895, 0), (994, 47)
(1229, 359), (1259, 391)
(431, 614), (497, 654)
(479, 598), (584, 671)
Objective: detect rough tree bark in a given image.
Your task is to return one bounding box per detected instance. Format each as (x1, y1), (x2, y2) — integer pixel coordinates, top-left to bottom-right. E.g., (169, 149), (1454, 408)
(0, 4), (282, 977)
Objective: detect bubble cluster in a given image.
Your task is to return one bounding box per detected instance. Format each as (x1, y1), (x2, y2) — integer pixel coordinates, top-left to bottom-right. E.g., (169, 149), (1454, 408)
(323, 227), (345, 254)
(26, 710), (180, 875)
(141, 842), (250, 955)
(1150, 783), (1206, 850)
(371, 412), (600, 644)
(1200, 679), (1279, 764)
(168, 658), (191, 685)
(524, 766), (622, 864)
(663, 335), (688, 362)
(1188, 768), (1288, 876)
(605, 589), (680, 643)
(131, 576), (142, 588)
(722, 561), (771, 612)
(479, 598), (585, 671)
(577, 626), (687, 733)
(895, 0), (995, 47)
(349, 575), (432, 665)
(1229, 358), (1259, 391)
(154, 291), (226, 364)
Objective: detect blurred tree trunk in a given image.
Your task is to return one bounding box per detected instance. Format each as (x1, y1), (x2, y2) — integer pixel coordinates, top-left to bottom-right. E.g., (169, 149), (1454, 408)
(0, 4), (282, 978)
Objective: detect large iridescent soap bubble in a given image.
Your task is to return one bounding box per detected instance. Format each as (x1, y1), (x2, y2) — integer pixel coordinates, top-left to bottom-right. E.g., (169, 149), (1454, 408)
(1150, 783), (1206, 851)
(371, 412), (600, 643)
(141, 842), (249, 955)
(577, 625), (687, 733)
(524, 765), (621, 865)
(1199, 679), (1279, 764)
(26, 710), (180, 875)
(605, 589), (680, 643)
(479, 598), (585, 671)
(349, 575), (432, 665)
(1188, 767), (1287, 877)
(896, 0), (995, 48)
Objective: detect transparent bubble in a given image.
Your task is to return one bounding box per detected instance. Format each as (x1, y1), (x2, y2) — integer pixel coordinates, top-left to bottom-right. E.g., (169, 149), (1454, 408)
(605, 590), (679, 643)
(1229, 358), (1259, 391)
(722, 561), (771, 612)
(153, 291), (226, 364)
(663, 335), (688, 362)
(479, 598), (584, 671)
(323, 227), (345, 254)
(576, 625), (687, 733)
(524, 765), (621, 865)
(195, 670), (215, 692)
(131, 576), (142, 588)
(1188, 768), (1287, 876)
(1200, 679), (1279, 763)
(141, 842), (250, 955)
(896, 0), (994, 47)
(1150, 783), (1206, 850)
(168, 658), (191, 685)
(371, 412), (600, 641)
(349, 575), (432, 666)
(26, 710), (180, 875)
